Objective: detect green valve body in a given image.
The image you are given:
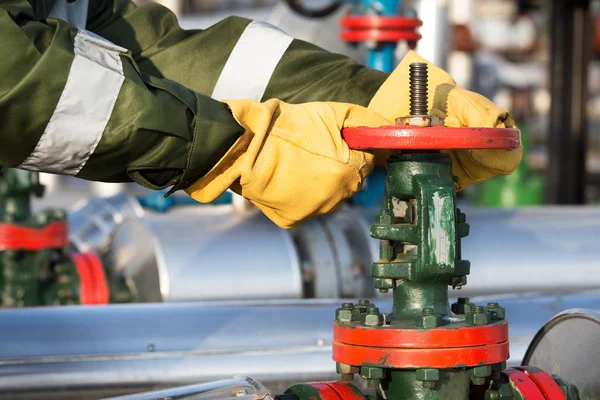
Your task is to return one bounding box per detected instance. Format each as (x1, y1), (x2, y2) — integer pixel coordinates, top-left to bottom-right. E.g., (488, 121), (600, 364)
(0, 169), (81, 306)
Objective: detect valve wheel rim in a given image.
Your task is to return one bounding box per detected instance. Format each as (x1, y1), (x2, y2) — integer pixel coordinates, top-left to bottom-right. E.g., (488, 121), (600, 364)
(342, 126), (521, 150)
(340, 15), (423, 29)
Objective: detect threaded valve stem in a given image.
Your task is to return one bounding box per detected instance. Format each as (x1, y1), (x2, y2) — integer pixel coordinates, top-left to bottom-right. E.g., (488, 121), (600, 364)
(409, 62), (429, 116)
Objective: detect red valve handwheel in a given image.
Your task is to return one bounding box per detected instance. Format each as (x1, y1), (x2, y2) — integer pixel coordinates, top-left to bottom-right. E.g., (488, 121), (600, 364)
(343, 126), (521, 150)
(340, 16), (422, 44)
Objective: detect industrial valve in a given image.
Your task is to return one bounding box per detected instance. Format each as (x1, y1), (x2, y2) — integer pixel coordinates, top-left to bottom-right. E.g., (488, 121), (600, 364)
(0, 168), (117, 306)
(276, 64), (577, 399)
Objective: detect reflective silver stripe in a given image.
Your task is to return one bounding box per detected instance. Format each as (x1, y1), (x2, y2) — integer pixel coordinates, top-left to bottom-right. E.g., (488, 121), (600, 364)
(19, 30), (126, 175)
(48, 0), (90, 29)
(211, 21), (293, 101)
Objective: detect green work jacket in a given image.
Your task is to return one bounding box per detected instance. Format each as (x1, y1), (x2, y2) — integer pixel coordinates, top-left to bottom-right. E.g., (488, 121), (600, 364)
(0, 0), (388, 193)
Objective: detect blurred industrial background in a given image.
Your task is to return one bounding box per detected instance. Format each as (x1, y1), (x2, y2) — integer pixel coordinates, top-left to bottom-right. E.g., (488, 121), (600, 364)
(2, 0), (600, 399)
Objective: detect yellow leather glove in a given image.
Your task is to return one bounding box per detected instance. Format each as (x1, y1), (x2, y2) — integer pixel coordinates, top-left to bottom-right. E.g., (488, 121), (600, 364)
(185, 100), (391, 229)
(368, 51), (523, 190)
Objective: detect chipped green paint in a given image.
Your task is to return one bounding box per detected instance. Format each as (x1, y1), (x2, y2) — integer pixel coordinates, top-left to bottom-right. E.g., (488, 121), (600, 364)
(427, 190), (455, 270)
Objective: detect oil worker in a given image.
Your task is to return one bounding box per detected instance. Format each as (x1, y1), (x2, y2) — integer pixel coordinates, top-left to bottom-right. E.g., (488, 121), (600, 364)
(1, 0), (521, 228)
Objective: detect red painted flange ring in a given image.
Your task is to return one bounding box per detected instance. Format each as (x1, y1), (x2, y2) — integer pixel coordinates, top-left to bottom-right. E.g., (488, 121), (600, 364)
(341, 30), (421, 43)
(334, 321), (508, 349)
(0, 221), (68, 251)
(502, 369), (546, 400)
(73, 252), (110, 305)
(342, 126), (521, 150)
(303, 382), (366, 400)
(332, 340), (509, 369)
(513, 367), (566, 400)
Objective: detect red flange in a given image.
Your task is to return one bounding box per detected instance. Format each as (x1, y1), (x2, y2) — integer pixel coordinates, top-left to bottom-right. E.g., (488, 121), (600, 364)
(503, 369), (545, 400)
(302, 382), (366, 400)
(334, 321), (508, 349)
(514, 367), (566, 400)
(73, 252), (110, 305)
(343, 126), (521, 150)
(333, 340), (509, 369)
(0, 221), (68, 251)
(340, 16), (422, 44)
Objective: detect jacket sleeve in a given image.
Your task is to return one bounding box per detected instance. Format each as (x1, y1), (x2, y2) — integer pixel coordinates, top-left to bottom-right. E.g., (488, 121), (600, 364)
(86, 0), (388, 106)
(0, 1), (244, 191)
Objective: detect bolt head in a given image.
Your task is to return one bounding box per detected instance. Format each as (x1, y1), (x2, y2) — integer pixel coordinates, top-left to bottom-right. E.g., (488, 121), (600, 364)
(336, 308), (353, 323)
(336, 363), (359, 375)
(416, 312), (441, 328)
(466, 310), (491, 326)
(485, 304), (506, 321)
(362, 312), (384, 327)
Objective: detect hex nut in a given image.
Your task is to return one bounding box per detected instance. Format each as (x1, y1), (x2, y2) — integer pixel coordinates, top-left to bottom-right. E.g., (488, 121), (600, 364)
(470, 365), (492, 378)
(377, 212), (393, 224)
(395, 115), (444, 127)
(336, 363), (359, 375)
(416, 368), (440, 382)
(466, 308), (491, 326)
(485, 303), (506, 321)
(451, 297), (470, 314)
(362, 310), (384, 327)
(336, 308), (353, 323)
(360, 366), (385, 380)
(416, 311), (441, 328)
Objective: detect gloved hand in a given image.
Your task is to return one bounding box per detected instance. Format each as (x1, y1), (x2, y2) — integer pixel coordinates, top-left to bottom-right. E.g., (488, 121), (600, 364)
(368, 51), (523, 190)
(185, 100), (391, 229)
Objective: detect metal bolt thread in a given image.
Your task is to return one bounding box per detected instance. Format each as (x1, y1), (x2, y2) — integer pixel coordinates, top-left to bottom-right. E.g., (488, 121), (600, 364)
(409, 62), (428, 116)
(422, 307), (435, 315)
(474, 306), (485, 313)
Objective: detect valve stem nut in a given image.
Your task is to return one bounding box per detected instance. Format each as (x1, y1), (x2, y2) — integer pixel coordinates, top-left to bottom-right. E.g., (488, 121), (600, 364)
(416, 368), (440, 390)
(485, 302), (506, 321)
(416, 307), (441, 328)
(466, 306), (491, 326)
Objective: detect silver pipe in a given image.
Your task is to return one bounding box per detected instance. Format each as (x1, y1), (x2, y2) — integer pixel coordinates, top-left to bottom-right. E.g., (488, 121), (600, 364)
(108, 205), (374, 302)
(0, 292), (598, 399)
(105, 377), (273, 400)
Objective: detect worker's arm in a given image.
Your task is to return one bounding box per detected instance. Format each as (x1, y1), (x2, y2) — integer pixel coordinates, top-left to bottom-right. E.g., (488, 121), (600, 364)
(0, 1), (244, 192)
(85, 0), (388, 105)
